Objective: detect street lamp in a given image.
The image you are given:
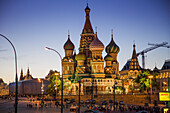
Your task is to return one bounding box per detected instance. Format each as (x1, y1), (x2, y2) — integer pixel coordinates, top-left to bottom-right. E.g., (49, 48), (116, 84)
(77, 78), (81, 113)
(41, 79), (44, 99)
(112, 81), (117, 110)
(0, 34), (18, 113)
(148, 75), (153, 104)
(54, 84), (57, 99)
(45, 47), (63, 113)
(38, 78), (44, 102)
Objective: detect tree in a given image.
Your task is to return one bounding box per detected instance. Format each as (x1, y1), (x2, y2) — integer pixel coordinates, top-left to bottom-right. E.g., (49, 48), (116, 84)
(151, 72), (159, 90)
(135, 70), (151, 93)
(117, 86), (125, 94)
(47, 73), (65, 96)
(47, 74), (56, 96)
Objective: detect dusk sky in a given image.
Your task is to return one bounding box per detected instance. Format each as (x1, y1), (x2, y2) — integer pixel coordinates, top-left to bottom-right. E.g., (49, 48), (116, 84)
(0, 0), (170, 84)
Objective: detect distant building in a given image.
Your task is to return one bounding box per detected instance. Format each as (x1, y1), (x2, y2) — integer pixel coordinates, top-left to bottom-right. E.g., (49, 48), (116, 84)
(156, 59), (170, 92)
(19, 68), (33, 81)
(0, 78), (8, 96)
(120, 44), (142, 93)
(9, 78), (49, 96)
(10, 68), (50, 96)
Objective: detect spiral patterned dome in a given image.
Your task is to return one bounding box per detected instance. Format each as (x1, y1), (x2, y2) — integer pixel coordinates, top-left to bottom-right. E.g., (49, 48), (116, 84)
(104, 54), (113, 61)
(89, 34), (104, 51)
(105, 36), (120, 54)
(75, 53), (86, 61)
(63, 35), (75, 50)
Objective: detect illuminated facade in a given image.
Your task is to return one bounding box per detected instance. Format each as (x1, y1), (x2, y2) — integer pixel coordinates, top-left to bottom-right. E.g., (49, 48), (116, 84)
(120, 44), (141, 93)
(62, 4), (121, 95)
(156, 59), (170, 92)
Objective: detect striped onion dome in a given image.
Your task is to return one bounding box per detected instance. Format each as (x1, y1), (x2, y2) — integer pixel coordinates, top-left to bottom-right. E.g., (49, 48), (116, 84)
(63, 35), (75, 50)
(89, 33), (104, 51)
(105, 34), (120, 54)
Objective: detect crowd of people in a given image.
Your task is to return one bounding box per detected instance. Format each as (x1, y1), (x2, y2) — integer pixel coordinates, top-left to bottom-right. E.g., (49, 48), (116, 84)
(25, 98), (169, 113)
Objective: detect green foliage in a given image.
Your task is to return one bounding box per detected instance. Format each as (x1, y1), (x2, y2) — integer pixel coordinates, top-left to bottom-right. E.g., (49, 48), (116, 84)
(74, 75), (79, 83)
(47, 74), (56, 96)
(47, 74), (65, 96)
(135, 70), (152, 93)
(117, 86), (125, 92)
(151, 72), (159, 90)
(71, 72), (75, 82)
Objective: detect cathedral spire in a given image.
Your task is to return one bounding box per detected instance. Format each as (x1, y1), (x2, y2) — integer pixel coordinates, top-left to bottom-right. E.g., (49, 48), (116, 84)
(130, 44), (140, 70)
(27, 67), (30, 75)
(95, 26), (98, 39)
(111, 29), (113, 40)
(82, 3), (94, 34)
(19, 68), (24, 81)
(68, 29), (70, 39)
(132, 44), (137, 59)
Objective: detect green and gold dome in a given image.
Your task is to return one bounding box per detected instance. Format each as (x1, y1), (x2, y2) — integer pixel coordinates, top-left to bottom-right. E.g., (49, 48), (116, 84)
(104, 54), (113, 61)
(105, 33), (120, 54)
(75, 53), (86, 61)
(63, 35), (75, 50)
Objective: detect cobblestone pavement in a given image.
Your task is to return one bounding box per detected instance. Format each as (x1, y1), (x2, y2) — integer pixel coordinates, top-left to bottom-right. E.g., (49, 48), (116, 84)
(0, 100), (136, 113)
(0, 99), (165, 113)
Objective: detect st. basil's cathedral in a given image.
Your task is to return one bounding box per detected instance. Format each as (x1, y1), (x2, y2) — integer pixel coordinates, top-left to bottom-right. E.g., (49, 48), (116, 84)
(62, 4), (122, 95)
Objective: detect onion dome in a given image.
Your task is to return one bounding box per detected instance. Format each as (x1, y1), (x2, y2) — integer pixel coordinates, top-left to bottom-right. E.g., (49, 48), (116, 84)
(89, 33), (104, 51)
(105, 31), (120, 54)
(104, 54), (113, 61)
(75, 53), (86, 61)
(63, 34), (75, 50)
(85, 3), (90, 13)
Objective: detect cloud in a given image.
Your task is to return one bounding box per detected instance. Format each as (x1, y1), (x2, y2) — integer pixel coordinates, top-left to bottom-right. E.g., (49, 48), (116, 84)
(0, 49), (7, 52)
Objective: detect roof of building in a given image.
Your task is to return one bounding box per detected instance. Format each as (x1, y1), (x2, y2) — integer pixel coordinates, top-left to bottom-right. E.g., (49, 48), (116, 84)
(121, 59), (131, 71)
(19, 69), (24, 81)
(89, 33), (104, 51)
(105, 33), (120, 54)
(63, 35), (75, 50)
(161, 59), (170, 70)
(129, 44), (140, 70)
(82, 4), (94, 34)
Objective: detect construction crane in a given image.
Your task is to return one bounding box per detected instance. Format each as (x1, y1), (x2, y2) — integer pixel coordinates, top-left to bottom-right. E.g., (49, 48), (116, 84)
(148, 43), (170, 48)
(137, 42), (168, 69)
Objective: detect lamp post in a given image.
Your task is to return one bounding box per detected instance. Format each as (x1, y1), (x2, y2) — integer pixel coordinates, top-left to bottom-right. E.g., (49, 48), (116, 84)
(91, 78), (93, 109)
(38, 78), (44, 102)
(45, 47), (63, 113)
(168, 73), (170, 108)
(112, 81), (117, 110)
(54, 84), (57, 99)
(166, 72), (170, 108)
(148, 75), (153, 104)
(0, 34), (18, 113)
(41, 79), (44, 100)
(77, 78), (81, 113)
